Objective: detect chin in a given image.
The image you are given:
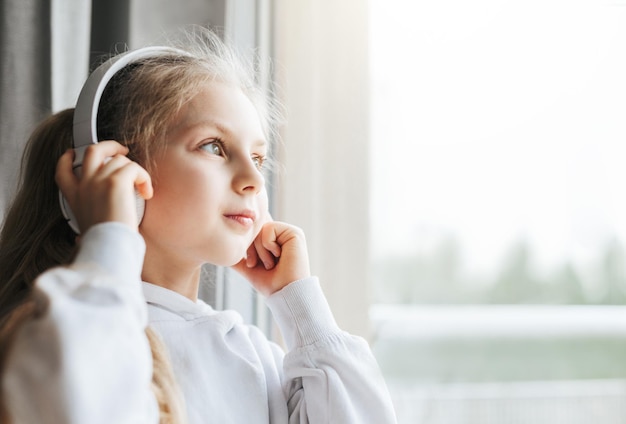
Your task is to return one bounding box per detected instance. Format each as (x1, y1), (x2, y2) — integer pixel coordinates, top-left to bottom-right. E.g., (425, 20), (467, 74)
(200, 233), (255, 266)
(206, 256), (242, 268)
(207, 247), (248, 268)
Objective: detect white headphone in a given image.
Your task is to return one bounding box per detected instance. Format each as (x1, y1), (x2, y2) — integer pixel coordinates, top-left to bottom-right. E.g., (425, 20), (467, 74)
(59, 46), (185, 234)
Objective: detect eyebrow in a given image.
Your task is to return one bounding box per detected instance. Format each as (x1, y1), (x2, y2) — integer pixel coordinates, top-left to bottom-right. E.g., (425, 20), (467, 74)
(180, 119), (268, 148)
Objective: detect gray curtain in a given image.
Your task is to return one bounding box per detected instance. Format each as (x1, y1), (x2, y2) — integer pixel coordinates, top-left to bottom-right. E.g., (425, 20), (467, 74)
(90, 0), (130, 66)
(0, 0), (52, 220)
(0, 0), (132, 224)
(0, 0), (225, 223)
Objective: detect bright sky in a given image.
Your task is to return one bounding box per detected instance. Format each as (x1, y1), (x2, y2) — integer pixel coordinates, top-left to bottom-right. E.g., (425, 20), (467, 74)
(369, 0), (626, 277)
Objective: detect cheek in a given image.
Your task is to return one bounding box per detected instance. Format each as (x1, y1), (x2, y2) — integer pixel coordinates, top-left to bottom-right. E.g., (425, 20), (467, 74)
(257, 188), (270, 216)
(153, 158), (217, 202)
(152, 181), (195, 217)
(146, 164), (218, 225)
(253, 190), (270, 231)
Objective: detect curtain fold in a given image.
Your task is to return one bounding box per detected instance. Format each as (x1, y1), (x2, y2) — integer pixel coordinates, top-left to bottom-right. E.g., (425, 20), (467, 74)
(0, 0), (52, 219)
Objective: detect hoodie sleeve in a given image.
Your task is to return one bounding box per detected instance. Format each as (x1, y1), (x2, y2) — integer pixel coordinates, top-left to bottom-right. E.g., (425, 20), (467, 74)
(3, 222), (159, 424)
(266, 277), (398, 424)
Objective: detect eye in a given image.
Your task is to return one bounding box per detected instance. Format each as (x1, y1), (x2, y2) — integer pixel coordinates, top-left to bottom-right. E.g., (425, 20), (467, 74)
(200, 140), (225, 156)
(252, 155), (265, 170)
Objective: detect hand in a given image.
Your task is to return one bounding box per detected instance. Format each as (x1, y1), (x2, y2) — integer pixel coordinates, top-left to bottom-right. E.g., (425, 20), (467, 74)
(55, 141), (153, 233)
(232, 220), (311, 297)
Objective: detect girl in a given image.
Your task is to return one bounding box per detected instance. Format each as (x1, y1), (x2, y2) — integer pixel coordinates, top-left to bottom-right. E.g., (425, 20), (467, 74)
(0, 27), (397, 423)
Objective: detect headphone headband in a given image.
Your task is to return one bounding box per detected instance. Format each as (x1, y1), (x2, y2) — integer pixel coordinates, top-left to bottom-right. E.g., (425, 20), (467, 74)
(72, 46), (186, 167)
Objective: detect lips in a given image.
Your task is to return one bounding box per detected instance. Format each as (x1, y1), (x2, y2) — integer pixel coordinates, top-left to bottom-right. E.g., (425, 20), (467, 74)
(223, 210), (257, 228)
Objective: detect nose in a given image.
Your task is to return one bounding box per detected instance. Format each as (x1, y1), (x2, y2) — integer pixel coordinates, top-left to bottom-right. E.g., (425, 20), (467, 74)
(233, 158), (265, 195)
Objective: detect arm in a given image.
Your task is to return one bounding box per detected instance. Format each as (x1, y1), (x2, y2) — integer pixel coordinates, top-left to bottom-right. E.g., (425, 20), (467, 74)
(234, 221), (397, 423)
(3, 141), (158, 422)
(267, 278), (397, 423)
(3, 223), (158, 424)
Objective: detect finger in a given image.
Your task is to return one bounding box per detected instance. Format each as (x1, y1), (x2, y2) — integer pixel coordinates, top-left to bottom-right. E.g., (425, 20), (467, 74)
(246, 242), (259, 268)
(254, 236), (276, 270)
(95, 155), (153, 200)
(261, 224), (282, 258)
(96, 154), (132, 177)
(55, 149), (78, 198)
(81, 141), (129, 178)
(255, 226), (280, 270)
(108, 161), (154, 200)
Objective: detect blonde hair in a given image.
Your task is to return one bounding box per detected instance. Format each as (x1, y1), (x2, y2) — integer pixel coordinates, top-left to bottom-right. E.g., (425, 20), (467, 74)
(0, 26), (280, 423)
(98, 26), (282, 175)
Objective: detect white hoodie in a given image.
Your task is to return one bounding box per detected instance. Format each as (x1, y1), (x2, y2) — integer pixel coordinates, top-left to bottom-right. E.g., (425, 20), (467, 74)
(4, 222), (397, 423)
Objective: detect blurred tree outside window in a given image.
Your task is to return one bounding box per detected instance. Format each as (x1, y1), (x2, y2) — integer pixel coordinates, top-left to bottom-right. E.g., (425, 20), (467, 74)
(369, 1), (626, 422)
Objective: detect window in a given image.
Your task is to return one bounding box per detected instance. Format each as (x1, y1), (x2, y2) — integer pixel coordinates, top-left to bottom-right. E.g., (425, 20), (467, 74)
(369, 0), (626, 422)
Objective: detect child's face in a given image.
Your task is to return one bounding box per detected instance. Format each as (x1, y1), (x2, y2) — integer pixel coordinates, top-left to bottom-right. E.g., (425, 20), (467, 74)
(139, 81), (269, 267)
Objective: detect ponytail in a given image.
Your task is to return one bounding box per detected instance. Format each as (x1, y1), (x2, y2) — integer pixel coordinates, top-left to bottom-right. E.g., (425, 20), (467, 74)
(0, 109), (186, 423)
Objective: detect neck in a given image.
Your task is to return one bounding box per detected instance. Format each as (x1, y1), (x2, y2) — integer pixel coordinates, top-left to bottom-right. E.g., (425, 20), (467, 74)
(141, 245), (202, 302)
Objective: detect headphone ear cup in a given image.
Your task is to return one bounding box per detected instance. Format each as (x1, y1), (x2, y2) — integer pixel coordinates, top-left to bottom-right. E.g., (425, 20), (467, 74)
(135, 191), (146, 224)
(58, 190), (146, 235)
(59, 190), (80, 234)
